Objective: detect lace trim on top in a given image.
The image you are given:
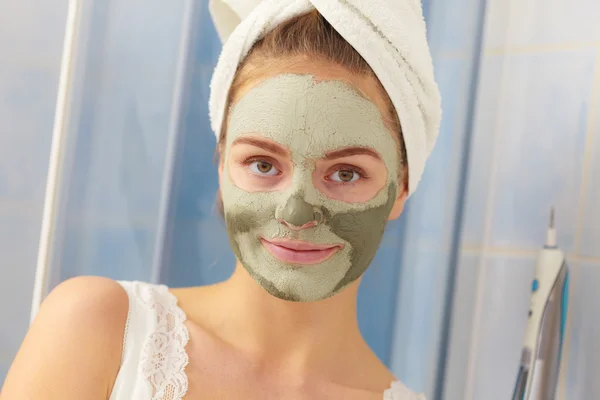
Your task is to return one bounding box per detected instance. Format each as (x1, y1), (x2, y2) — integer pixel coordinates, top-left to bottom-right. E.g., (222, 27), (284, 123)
(138, 284), (190, 400)
(384, 380), (426, 400)
(120, 281), (421, 400)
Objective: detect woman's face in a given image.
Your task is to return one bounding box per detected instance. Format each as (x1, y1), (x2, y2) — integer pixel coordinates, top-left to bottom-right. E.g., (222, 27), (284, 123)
(219, 63), (407, 302)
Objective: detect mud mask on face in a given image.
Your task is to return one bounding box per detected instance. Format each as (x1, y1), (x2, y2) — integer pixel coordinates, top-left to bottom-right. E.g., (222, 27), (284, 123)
(221, 75), (400, 302)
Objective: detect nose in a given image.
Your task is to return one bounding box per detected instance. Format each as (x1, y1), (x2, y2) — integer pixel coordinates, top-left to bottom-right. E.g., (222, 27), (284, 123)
(278, 194), (323, 230)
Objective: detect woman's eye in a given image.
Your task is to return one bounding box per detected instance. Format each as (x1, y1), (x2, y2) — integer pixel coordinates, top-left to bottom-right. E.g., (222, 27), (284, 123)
(249, 160), (280, 176)
(329, 169), (361, 183)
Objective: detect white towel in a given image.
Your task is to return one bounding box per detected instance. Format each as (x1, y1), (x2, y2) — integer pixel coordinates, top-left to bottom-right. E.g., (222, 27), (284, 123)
(208, 0), (441, 196)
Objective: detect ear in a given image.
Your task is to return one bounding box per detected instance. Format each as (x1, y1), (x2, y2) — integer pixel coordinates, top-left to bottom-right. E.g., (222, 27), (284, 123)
(388, 184), (408, 221)
(218, 156), (225, 187)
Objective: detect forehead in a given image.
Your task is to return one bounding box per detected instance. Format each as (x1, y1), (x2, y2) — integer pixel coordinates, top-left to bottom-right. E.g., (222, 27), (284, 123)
(227, 74), (398, 163)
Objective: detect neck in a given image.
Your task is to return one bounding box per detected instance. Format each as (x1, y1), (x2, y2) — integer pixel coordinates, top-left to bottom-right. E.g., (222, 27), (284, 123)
(207, 262), (368, 375)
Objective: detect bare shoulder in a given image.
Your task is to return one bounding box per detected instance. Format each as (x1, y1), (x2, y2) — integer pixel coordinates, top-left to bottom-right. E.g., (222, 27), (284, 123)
(1, 276), (129, 400)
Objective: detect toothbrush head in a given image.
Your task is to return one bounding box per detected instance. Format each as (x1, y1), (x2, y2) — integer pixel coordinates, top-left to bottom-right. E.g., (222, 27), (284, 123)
(546, 207), (557, 248)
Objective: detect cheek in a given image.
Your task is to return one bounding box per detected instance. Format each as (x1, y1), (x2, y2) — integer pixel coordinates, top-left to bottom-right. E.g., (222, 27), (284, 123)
(327, 185), (396, 259)
(223, 196), (276, 239)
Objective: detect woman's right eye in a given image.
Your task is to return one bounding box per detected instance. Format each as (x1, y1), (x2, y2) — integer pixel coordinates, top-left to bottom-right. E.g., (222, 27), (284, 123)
(249, 160), (280, 176)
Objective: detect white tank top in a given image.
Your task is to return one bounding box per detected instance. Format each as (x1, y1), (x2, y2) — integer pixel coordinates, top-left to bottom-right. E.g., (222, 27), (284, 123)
(109, 281), (425, 400)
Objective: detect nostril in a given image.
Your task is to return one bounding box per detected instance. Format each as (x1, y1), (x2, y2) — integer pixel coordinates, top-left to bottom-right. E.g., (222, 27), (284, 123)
(278, 219), (318, 231)
(313, 208), (324, 224)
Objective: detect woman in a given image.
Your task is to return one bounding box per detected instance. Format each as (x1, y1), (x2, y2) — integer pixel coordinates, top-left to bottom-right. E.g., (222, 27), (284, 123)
(1, 1), (441, 399)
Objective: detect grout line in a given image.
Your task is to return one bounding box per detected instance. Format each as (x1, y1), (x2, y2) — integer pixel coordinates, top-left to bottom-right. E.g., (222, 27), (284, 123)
(557, 43), (600, 400)
(437, 50), (471, 59)
(485, 41), (600, 56)
(572, 255), (600, 264)
(460, 245), (600, 263)
(461, 246), (538, 258)
(434, 42), (599, 60)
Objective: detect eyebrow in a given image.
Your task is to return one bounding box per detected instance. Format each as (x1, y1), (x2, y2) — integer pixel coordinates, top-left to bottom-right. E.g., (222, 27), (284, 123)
(324, 147), (382, 161)
(232, 138), (381, 161)
(231, 137), (288, 156)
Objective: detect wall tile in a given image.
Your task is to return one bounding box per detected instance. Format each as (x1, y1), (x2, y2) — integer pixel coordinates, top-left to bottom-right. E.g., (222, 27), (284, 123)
(481, 0), (510, 50)
(461, 55), (504, 247)
(488, 49), (596, 252)
(506, 0), (600, 48)
(469, 255), (535, 400)
(406, 55), (470, 249)
(579, 79), (600, 258)
(563, 261), (600, 399)
(443, 253), (480, 400)
(427, 0), (484, 54)
(357, 220), (406, 365)
(390, 247), (452, 396)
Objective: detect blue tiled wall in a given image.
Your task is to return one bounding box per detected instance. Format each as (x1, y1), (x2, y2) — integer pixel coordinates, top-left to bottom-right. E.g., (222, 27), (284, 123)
(444, 0), (600, 399)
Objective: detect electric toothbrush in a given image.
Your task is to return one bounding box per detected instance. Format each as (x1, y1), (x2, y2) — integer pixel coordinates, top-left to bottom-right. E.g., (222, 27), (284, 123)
(512, 209), (569, 400)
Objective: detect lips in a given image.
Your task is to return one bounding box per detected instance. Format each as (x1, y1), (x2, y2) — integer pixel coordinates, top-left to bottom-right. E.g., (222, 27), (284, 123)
(261, 238), (343, 265)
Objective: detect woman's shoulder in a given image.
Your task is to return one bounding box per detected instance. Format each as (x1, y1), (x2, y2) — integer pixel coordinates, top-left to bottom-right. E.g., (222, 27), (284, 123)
(43, 276), (132, 331)
(38, 276), (131, 362)
(56, 275), (130, 309)
(29, 276), (130, 348)
(1, 276), (129, 398)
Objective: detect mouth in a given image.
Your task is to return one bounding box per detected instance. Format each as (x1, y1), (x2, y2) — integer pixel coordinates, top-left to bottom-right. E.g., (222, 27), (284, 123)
(260, 238), (343, 265)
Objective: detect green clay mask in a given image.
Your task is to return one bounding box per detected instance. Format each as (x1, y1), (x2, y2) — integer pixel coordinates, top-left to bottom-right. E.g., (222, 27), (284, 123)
(222, 74), (400, 302)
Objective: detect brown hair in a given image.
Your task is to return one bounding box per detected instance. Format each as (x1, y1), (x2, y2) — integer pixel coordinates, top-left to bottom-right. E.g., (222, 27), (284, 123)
(215, 10), (407, 215)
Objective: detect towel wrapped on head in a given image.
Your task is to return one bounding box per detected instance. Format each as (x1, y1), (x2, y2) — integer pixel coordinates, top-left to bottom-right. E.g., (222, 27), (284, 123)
(208, 0), (441, 196)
